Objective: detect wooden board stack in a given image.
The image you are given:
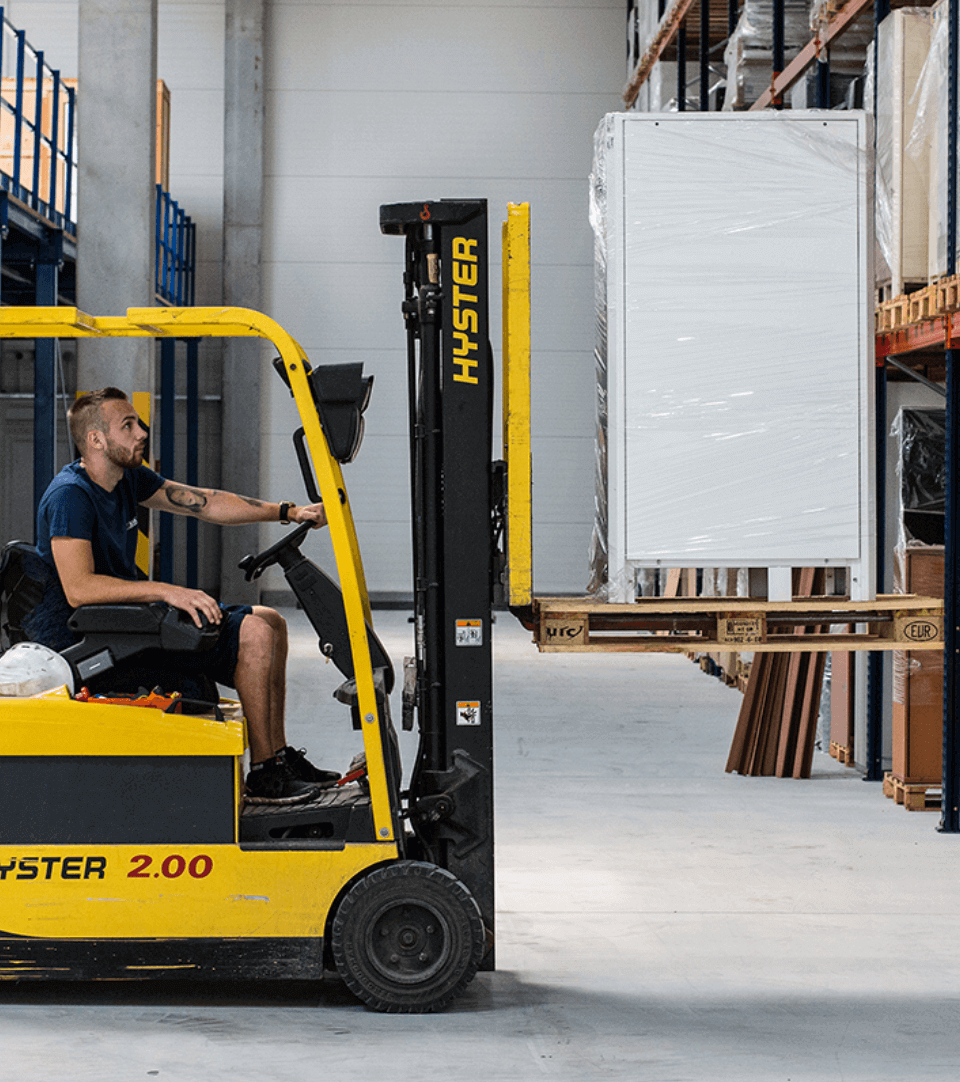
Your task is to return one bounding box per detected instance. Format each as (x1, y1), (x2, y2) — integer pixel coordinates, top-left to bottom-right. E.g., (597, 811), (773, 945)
(725, 569), (828, 779)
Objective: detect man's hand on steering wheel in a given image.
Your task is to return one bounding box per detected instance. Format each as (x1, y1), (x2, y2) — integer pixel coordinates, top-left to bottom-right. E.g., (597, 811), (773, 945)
(162, 584), (222, 628)
(287, 502), (326, 529)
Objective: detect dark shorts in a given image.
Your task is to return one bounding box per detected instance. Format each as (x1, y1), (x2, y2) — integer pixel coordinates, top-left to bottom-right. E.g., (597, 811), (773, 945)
(87, 603), (254, 701)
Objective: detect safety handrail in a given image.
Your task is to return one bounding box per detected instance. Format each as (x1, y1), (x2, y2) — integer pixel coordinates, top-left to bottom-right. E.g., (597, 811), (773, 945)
(155, 185), (195, 305)
(0, 5), (76, 232)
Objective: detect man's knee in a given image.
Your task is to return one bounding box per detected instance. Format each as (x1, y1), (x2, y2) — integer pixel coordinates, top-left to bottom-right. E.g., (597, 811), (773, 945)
(237, 612), (277, 669)
(251, 605), (287, 643)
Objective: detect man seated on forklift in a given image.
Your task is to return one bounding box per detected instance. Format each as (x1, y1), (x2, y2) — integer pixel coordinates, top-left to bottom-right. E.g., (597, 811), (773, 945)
(29, 386), (339, 805)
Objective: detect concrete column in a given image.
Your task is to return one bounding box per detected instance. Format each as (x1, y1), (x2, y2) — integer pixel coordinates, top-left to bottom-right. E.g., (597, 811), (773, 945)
(220, 0), (264, 601)
(76, 0), (157, 395)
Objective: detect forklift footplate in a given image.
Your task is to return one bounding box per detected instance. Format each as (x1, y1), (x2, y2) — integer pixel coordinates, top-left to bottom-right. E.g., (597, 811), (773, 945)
(240, 782), (374, 846)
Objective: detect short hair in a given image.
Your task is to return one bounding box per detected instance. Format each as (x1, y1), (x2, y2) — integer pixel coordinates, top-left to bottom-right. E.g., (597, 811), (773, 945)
(68, 387), (129, 453)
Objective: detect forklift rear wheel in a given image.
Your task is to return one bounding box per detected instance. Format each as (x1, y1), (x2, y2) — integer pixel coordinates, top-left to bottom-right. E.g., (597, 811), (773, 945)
(330, 860), (485, 1013)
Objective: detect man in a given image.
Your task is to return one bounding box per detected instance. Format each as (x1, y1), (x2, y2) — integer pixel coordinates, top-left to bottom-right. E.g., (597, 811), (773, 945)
(32, 387), (337, 804)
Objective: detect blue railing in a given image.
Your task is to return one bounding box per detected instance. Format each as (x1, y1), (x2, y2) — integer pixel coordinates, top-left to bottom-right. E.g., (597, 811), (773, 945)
(155, 185), (195, 305)
(0, 6), (76, 233)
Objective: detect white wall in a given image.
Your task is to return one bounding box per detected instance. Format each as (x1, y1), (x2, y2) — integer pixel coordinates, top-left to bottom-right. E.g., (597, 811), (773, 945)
(260, 0), (623, 596)
(5, 0), (625, 598)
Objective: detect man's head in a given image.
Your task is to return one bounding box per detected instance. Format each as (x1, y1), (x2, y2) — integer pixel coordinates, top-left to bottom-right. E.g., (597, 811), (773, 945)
(68, 388), (148, 469)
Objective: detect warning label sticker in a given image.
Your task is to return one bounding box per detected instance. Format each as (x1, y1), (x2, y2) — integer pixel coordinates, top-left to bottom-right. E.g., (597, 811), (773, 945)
(456, 701), (481, 726)
(455, 619), (483, 647)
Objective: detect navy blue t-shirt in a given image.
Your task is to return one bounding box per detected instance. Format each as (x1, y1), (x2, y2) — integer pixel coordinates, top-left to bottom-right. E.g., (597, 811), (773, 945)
(29, 462), (165, 650)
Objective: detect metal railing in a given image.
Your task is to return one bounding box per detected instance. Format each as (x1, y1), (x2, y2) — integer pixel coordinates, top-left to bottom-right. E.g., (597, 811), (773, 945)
(0, 6), (76, 232)
(155, 185), (195, 305)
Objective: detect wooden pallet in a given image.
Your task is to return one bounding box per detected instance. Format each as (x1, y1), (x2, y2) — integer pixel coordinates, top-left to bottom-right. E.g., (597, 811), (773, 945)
(533, 595), (944, 654)
(829, 740), (854, 766)
(937, 274), (960, 313)
(877, 295), (910, 332)
(874, 274), (960, 333)
(908, 284), (938, 323)
(883, 772), (941, 811)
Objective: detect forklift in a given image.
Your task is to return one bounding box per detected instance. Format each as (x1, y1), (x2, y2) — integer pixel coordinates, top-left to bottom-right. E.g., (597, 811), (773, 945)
(0, 200), (529, 1013)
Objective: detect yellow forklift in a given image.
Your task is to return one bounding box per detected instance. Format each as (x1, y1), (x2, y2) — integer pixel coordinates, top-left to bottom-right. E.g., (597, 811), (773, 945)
(0, 200), (532, 1012)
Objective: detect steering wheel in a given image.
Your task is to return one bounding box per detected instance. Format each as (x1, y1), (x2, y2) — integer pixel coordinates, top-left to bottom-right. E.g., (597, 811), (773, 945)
(238, 521), (313, 582)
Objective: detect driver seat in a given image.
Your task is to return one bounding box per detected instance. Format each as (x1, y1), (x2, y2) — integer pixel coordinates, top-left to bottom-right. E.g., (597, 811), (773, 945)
(0, 539), (221, 705)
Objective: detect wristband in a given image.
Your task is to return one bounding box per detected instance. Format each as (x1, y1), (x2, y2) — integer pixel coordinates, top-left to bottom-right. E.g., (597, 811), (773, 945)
(278, 501), (293, 524)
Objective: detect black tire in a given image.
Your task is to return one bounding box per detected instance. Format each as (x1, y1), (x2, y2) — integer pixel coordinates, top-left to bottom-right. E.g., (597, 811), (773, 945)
(330, 860), (485, 1013)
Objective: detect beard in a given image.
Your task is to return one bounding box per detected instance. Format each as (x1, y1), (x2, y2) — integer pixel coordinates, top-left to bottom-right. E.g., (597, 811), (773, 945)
(104, 438), (145, 470)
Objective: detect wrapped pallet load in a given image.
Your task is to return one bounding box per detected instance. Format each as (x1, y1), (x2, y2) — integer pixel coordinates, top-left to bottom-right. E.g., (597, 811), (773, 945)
(905, 0), (958, 280)
(869, 8), (934, 296)
(589, 112), (875, 604)
(888, 408), (945, 807)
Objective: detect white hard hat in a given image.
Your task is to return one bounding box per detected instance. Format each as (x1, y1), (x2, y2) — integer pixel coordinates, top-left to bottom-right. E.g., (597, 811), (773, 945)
(0, 641), (75, 697)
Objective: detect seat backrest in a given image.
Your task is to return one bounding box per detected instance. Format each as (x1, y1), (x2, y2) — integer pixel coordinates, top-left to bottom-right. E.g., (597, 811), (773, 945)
(0, 541), (56, 651)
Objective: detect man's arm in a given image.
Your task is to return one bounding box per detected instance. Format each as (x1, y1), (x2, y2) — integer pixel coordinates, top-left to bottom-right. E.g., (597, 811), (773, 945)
(141, 483), (327, 529)
(50, 537), (223, 626)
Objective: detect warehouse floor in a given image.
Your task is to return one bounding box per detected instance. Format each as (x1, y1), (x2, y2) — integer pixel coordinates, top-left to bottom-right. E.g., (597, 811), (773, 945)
(3, 609), (959, 1081)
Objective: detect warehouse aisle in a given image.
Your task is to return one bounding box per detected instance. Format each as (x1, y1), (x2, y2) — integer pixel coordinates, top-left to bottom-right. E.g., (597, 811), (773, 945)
(3, 610), (959, 1081)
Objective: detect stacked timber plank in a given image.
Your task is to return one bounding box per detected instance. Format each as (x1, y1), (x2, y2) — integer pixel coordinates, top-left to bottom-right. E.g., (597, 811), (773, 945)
(725, 570), (827, 779)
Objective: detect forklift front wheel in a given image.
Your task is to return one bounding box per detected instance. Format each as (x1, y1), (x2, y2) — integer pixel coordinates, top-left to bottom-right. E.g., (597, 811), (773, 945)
(330, 860), (485, 1013)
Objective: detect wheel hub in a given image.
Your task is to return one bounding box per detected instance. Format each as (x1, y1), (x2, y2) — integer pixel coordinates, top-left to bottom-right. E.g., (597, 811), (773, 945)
(367, 902), (451, 985)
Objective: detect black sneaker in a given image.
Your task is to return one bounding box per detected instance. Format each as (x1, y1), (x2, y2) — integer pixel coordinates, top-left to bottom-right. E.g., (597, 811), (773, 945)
(245, 758), (324, 805)
(279, 745), (341, 786)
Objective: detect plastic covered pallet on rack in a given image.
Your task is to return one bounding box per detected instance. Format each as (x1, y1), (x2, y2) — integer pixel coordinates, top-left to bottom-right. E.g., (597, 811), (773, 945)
(589, 111), (876, 604)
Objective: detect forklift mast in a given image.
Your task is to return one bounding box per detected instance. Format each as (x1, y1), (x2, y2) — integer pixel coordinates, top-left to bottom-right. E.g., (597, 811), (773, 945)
(380, 200), (497, 957)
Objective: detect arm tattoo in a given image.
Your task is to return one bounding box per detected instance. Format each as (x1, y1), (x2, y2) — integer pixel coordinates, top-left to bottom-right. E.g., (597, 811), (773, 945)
(239, 496), (265, 508)
(164, 485), (208, 514)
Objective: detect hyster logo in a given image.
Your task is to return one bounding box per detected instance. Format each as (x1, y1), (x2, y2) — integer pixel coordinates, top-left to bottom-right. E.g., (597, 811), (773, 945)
(0, 856), (107, 881)
(451, 236), (479, 385)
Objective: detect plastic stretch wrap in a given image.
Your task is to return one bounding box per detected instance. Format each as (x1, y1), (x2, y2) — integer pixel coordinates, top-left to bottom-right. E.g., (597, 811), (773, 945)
(588, 117), (610, 595)
(808, 0), (875, 50)
(869, 9), (934, 290)
(892, 406), (945, 561)
(723, 0), (813, 110)
(591, 112), (875, 601)
(890, 410), (944, 711)
(907, 0), (957, 278)
(892, 645), (921, 706)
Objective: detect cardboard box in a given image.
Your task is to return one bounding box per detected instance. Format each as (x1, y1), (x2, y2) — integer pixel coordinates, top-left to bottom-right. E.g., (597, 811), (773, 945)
(891, 545), (943, 784)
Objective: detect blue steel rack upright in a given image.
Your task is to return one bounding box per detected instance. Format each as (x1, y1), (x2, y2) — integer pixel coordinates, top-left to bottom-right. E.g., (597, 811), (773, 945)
(155, 183), (200, 588)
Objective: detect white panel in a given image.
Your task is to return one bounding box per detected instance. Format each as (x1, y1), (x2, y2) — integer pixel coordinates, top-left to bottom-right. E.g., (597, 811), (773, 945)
(267, 4), (622, 94)
(532, 436), (595, 524)
(263, 258), (593, 359)
(272, 0), (617, 6)
(530, 351), (597, 439)
(157, 2), (224, 90)
(602, 113), (875, 596)
(264, 175), (595, 270)
(5, 1), (78, 74)
(135, 0), (620, 596)
(166, 88), (225, 178)
(265, 90), (613, 182)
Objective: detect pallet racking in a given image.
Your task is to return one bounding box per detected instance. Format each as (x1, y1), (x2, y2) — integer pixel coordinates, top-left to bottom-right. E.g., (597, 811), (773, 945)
(619, 0), (960, 831)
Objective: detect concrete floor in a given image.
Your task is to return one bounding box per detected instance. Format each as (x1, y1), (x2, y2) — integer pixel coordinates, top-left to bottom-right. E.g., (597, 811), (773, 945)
(4, 609), (960, 1081)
